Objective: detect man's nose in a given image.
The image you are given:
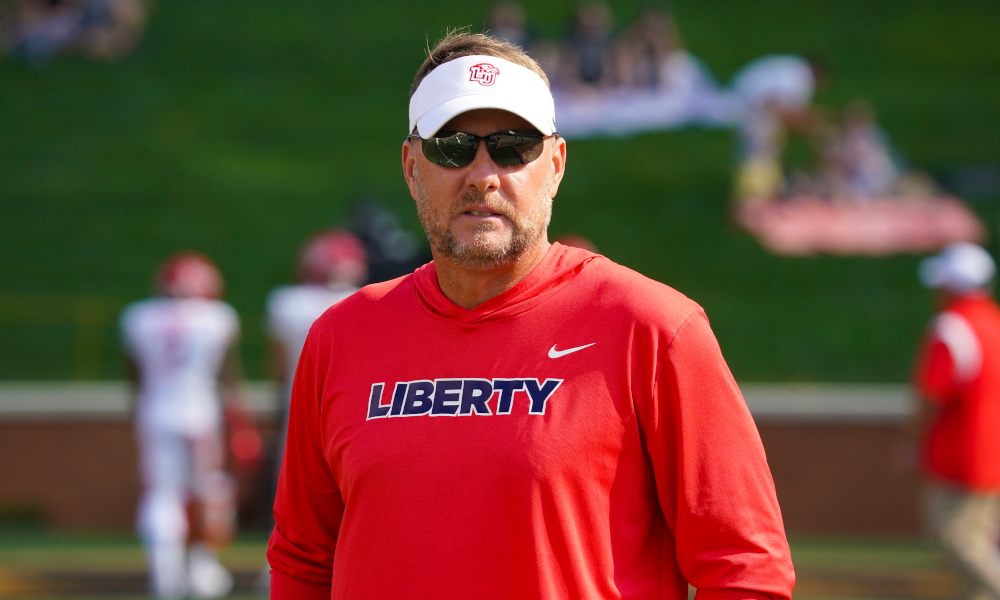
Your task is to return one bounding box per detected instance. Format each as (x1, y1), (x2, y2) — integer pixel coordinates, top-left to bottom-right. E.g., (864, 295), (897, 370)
(465, 139), (502, 194)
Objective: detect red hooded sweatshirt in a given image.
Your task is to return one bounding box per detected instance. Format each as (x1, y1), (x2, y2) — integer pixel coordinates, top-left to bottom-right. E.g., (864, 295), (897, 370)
(268, 243), (794, 600)
(915, 294), (1000, 491)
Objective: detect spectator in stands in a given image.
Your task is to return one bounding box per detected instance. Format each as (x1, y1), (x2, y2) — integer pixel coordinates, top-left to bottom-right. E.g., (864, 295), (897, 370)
(0, 0), (148, 66)
(548, 4), (731, 138)
(0, 0), (82, 66)
(564, 0), (615, 89)
(615, 5), (682, 89)
(489, 1), (530, 50)
(730, 54), (827, 204)
(827, 100), (900, 200)
(914, 242), (1000, 600)
(77, 0), (150, 60)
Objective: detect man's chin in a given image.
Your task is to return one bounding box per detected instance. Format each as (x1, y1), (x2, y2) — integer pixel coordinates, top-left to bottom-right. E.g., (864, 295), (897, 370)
(436, 236), (522, 270)
(453, 229), (511, 248)
(455, 240), (515, 260)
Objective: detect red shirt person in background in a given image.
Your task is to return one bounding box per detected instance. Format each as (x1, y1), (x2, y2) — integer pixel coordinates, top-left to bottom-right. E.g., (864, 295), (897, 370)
(914, 242), (1000, 598)
(268, 31), (794, 600)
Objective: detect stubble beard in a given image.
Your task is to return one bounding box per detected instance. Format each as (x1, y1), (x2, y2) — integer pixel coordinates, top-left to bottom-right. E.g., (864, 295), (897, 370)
(414, 175), (552, 271)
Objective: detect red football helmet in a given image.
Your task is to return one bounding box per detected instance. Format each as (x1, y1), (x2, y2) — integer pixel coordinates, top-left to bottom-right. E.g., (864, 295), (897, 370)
(298, 230), (368, 286)
(156, 252), (224, 299)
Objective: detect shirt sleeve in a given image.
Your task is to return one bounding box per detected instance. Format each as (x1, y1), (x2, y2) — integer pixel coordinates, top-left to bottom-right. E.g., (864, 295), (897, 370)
(267, 335), (344, 599)
(638, 310), (795, 600)
(914, 336), (958, 404)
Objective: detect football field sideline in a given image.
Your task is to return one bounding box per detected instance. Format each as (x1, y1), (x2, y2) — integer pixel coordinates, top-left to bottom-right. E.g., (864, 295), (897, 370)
(0, 535), (959, 599)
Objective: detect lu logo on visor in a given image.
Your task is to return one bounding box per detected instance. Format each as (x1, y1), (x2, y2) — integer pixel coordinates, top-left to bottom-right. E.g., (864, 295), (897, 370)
(469, 63), (500, 86)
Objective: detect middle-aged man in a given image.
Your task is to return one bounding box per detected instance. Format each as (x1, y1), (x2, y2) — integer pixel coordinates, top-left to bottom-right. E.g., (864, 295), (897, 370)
(268, 32), (794, 600)
(914, 242), (1000, 599)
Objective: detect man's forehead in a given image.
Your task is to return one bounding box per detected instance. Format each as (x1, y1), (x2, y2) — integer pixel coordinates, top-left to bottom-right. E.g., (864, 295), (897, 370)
(439, 109), (533, 134)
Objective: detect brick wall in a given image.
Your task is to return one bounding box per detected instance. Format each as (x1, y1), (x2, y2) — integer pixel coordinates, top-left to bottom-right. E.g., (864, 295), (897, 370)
(0, 383), (923, 534)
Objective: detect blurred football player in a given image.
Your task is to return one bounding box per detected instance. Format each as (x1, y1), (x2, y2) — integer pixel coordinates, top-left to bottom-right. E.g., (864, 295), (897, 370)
(914, 242), (1000, 599)
(121, 252), (245, 599)
(267, 230), (367, 465)
(257, 230), (367, 592)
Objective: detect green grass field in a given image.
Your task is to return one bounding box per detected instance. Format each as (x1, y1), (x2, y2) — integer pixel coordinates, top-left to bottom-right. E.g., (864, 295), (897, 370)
(2, 0), (1000, 381)
(0, 532), (960, 599)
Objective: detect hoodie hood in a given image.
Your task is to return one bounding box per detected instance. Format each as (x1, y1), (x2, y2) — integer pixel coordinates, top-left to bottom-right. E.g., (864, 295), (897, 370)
(414, 242), (598, 324)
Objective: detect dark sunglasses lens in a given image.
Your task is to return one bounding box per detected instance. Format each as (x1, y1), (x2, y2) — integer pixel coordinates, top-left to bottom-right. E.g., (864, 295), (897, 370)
(421, 133), (477, 167)
(488, 133), (546, 166)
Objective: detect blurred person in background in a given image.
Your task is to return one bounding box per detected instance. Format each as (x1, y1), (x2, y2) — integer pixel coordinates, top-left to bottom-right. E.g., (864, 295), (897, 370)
(76, 0), (150, 60)
(0, 0), (148, 65)
(565, 0), (615, 89)
(549, 4), (731, 138)
(0, 0), (82, 66)
(257, 230), (367, 593)
(348, 201), (424, 283)
(730, 54), (827, 205)
(121, 253), (250, 599)
(825, 99), (939, 201)
(488, 1), (529, 50)
(266, 230), (368, 457)
(618, 5), (730, 123)
(826, 100), (901, 200)
(614, 5), (682, 90)
(784, 100), (900, 201)
(914, 242), (1000, 600)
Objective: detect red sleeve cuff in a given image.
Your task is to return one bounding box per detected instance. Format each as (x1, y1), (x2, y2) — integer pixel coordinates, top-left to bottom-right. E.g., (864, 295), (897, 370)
(271, 571), (331, 600)
(695, 589), (779, 600)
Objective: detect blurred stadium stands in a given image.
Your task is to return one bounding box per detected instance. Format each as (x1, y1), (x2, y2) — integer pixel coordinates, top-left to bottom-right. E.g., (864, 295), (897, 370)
(3, 0), (999, 383)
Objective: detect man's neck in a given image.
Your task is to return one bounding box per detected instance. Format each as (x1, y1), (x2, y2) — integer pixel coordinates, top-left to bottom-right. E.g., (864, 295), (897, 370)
(433, 240), (552, 309)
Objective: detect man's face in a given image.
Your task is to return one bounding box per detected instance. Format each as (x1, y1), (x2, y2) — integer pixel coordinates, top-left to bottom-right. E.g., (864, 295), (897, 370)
(402, 108), (566, 271)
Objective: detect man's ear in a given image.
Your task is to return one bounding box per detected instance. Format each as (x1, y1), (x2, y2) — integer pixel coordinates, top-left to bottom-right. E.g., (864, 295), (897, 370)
(548, 136), (567, 199)
(402, 139), (419, 200)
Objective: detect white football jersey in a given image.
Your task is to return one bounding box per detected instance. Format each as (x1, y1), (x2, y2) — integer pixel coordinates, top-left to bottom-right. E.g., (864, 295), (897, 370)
(266, 284), (357, 403)
(121, 298), (239, 434)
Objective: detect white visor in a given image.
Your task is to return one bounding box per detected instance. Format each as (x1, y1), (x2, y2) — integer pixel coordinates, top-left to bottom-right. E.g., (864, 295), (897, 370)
(408, 55), (556, 138)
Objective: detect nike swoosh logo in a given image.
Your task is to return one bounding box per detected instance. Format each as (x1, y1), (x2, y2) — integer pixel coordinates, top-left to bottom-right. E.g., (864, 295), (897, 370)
(548, 343), (596, 359)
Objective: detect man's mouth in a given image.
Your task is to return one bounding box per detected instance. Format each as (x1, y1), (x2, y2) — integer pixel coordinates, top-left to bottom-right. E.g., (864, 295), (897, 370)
(461, 204), (506, 218)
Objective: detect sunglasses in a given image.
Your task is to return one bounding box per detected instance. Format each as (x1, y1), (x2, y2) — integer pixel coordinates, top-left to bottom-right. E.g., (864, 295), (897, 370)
(408, 130), (557, 168)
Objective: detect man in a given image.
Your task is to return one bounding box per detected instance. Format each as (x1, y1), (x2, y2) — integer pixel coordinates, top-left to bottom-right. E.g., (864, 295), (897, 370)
(122, 252), (242, 599)
(257, 230), (367, 592)
(269, 32), (794, 599)
(914, 242), (1000, 599)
